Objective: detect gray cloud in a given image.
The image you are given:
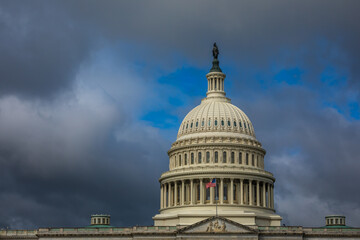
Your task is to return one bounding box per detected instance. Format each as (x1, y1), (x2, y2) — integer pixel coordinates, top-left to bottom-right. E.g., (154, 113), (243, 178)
(233, 84), (360, 226)
(2, 0), (360, 98)
(0, 0), (360, 229)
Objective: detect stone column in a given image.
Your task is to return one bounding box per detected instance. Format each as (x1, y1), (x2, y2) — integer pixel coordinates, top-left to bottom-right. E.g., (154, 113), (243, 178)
(169, 182), (173, 207)
(236, 182), (240, 204)
(164, 184), (167, 208)
(271, 185), (274, 208)
(262, 182), (266, 207)
(256, 181), (260, 207)
(174, 182), (178, 206)
(240, 179), (244, 205)
(181, 180), (185, 205)
(160, 184), (163, 209)
(166, 183), (170, 207)
(190, 179), (194, 205)
(249, 180), (253, 206)
(200, 179), (204, 204)
(220, 178), (224, 204)
(230, 178), (234, 204)
(267, 183), (270, 208)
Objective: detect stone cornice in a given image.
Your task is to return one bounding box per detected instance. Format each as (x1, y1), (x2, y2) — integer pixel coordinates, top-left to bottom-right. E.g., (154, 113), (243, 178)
(168, 142), (266, 155)
(159, 168), (275, 182)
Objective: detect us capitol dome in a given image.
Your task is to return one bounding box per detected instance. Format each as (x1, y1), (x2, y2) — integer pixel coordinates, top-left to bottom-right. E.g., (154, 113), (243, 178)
(153, 44), (282, 226)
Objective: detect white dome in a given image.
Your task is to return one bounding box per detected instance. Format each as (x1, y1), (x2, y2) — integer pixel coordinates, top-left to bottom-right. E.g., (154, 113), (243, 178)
(177, 97), (255, 140)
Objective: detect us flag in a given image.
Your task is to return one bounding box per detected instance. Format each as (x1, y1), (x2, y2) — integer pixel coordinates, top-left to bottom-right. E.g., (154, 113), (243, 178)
(206, 178), (216, 188)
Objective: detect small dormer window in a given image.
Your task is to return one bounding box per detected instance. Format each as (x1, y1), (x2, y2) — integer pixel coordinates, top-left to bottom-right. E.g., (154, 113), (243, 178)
(221, 120), (224, 126)
(244, 123), (247, 129)
(234, 121), (237, 127)
(190, 122), (193, 128)
(239, 122), (242, 127)
(202, 120), (204, 126)
(186, 123), (188, 129)
(215, 120), (218, 126)
(227, 120), (230, 126)
(196, 121), (198, 127)
(208, 119), (211, 126)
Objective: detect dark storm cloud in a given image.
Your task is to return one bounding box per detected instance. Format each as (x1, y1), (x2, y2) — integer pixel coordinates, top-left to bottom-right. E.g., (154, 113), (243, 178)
(1, 0), (360, 229)
(0, 1), (93, 99)
(0, 92), (169, 228)
(1, 0), (360, 98)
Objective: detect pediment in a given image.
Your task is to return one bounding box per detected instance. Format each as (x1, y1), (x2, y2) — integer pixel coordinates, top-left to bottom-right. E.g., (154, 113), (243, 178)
(177, 216), (258, 234)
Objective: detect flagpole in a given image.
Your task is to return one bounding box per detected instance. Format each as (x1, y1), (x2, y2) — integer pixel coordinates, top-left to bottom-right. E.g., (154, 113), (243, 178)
(215, 179), (218, 217)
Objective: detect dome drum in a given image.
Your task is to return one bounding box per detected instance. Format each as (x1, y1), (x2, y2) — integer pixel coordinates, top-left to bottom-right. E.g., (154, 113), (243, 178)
(167, 147), (266, 171)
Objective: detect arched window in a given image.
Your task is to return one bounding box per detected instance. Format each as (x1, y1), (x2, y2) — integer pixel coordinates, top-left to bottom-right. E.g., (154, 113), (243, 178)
(221, 120), (224, 126)
(208, 119), (211, 126)
(184, 154), (187, 165)
(239, 152), (242, 164)
(231, 152), (235, 163)
(228, 120), (231, 126)
(190, 122), (193, 128)
(215, 120), (218, 126)
(206, 151), (210, 163)
(239, 121), (242, 128)
(196, 121), (198, 127)
(191, 153), (194, 164)
(234, 121), (237, 127)
(174, 156), (177, 167)
(214, 151), (218, 163)
(202, 120), (204, 126)
(244, 122), (247, 129)
(186, 123), (188, 129)
(246, 153), (249, 165)
(252, 154), (254, 166)
(179, 155), (182, 166)
(223, 151), (227, 163)
(198, 152), (202, 163)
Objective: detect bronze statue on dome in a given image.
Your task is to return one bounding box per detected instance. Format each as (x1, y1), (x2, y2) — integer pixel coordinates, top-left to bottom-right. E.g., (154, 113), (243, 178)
(212, 42), (219, 59)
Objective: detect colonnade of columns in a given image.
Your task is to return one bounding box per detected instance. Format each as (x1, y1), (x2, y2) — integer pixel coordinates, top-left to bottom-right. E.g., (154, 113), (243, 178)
(207, 76), (224, 92)
(160, 178), (274, 210)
